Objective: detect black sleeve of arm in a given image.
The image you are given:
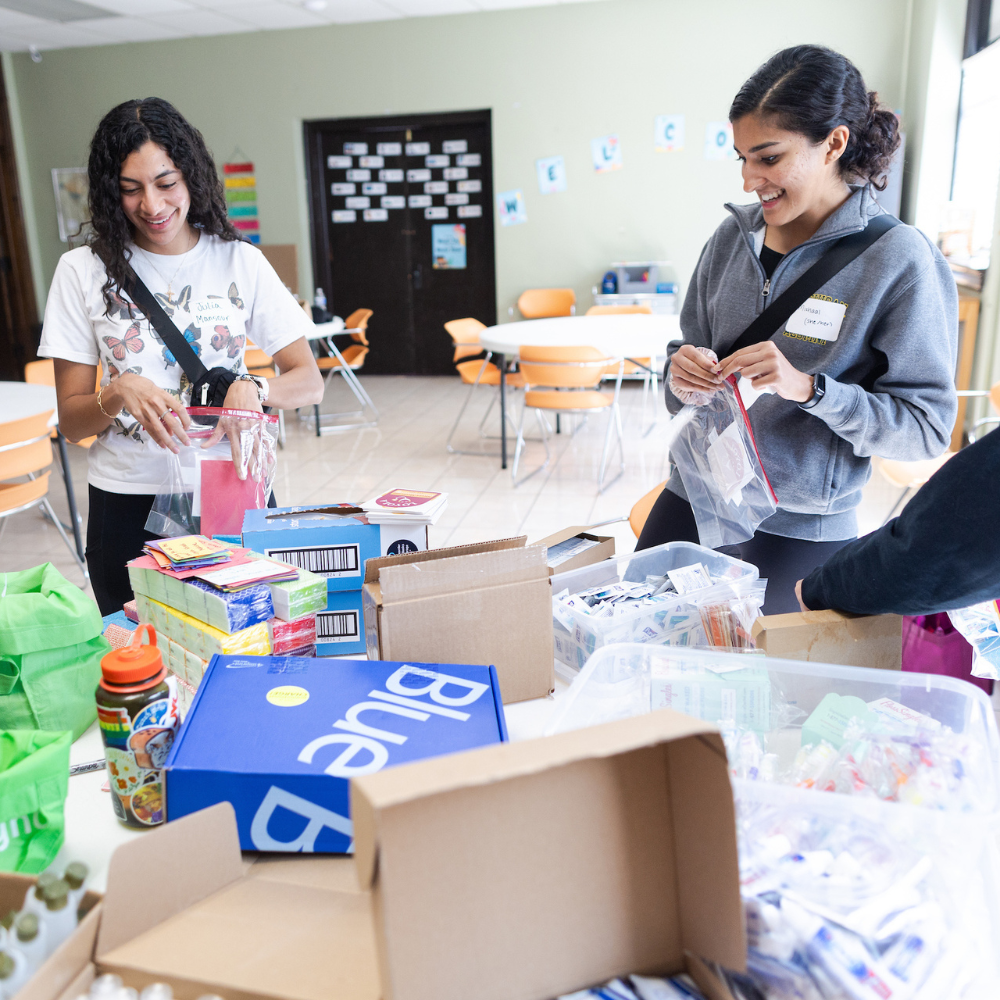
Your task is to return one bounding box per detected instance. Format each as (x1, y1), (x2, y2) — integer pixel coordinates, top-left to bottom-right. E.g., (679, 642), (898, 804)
(800, 428), (1000, 615)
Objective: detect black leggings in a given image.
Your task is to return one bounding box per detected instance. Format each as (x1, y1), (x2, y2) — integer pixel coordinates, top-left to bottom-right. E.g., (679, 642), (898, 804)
(86, 485), (277, 617)
(635, 488), (852, 615)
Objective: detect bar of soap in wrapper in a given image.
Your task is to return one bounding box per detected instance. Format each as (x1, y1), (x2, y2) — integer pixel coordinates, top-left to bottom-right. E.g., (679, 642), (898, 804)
(134, 593), (270, 659)
(268, 614), (317, 655)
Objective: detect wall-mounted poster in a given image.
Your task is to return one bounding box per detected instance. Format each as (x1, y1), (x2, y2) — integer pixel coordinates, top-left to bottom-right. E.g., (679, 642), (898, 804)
(496, 189), (527, 226)
(590, 134), (622, 173)
(704, 122), (738, 161)
(224, 161), (260, 242)
(654, 115), (685, 152)
(51, 167), (89, 243)
(536, 155), (567, 194)
(432, 223), (467, 269)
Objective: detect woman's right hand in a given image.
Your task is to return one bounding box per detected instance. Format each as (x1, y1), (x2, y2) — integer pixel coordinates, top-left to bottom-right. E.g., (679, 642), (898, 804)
(669, 344), (725, 395)
(104, 372), (191, 452)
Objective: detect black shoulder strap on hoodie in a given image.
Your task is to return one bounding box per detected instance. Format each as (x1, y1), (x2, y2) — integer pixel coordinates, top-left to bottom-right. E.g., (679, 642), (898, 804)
(728, 213), (901, 355)
(125, 266), (208, 383)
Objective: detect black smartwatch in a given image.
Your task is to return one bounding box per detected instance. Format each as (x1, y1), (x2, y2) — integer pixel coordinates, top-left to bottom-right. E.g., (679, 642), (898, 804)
(801, 373), (827, 410)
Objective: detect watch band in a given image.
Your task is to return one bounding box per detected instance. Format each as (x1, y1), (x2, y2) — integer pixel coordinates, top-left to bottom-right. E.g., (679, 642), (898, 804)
(234, 373), (267, 404)
(801, 373), (827, 410)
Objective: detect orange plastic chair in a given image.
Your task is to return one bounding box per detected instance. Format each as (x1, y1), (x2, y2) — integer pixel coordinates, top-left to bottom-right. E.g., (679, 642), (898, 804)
(443, 317), (524, 454)
(629, 480), (666, 538)
(243, 341), (286, 448)
(513, 345), (625, 491)
(311, 307), (378, 434)
(516, 288), (576, 319)
(0, 410), (88, 581)
(24, 359), (100, 448)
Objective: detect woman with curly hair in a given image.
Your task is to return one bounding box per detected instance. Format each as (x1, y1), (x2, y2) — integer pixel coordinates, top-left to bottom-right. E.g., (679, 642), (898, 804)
(637, 45), (958, 614)
(38, 97), (323, 613)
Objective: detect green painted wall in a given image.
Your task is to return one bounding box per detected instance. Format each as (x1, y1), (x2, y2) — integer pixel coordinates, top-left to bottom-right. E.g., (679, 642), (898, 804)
(10, 0), (910, 323)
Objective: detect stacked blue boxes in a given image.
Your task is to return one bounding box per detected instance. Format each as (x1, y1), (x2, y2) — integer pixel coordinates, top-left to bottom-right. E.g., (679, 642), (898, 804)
(243, 506), (427, 656)
(164, 654), (507, 852)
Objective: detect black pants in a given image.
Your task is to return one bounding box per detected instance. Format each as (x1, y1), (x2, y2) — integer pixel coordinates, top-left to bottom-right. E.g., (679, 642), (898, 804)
(635, 487), (852, 615)
(86, 485), (277, 617)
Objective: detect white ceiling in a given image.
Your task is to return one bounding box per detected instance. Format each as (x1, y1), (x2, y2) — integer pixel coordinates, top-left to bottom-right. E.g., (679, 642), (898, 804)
(0, 0), (607, 53)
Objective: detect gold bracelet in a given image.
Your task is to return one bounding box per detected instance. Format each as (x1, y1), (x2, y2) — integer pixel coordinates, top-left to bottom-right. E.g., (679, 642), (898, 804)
(96, 383), (117, 418)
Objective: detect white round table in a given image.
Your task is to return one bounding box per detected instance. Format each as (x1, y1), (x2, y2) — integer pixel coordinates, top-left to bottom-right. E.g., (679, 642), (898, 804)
(480, 315), (683, 468)
(0, 380), (57, 424)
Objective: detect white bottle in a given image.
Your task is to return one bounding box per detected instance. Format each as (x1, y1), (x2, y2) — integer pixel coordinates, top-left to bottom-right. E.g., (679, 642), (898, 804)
(89, 974), (124, 997)
(314, 288), (327, 311)
(0, 948), (30, 1000)
(12, 913), (45, 976)
(63, 862), (89, 917)
(41, 880), (76, 958)
(20, 872), (57, 918)
(139, 984), (173, 1000)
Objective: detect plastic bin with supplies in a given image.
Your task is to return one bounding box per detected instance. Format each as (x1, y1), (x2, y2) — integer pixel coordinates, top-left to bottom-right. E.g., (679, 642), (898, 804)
(550, 541), (759, 673)
(546, 644), (1000, 999)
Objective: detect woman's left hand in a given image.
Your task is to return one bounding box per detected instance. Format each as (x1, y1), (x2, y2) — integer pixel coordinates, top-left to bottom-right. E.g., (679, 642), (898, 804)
(717, 342), (815, 403)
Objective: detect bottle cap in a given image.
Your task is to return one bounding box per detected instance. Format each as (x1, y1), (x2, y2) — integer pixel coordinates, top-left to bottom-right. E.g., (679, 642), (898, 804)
(91, 973), (124, 996)
(0, 952), (14, 979)
(64, 861), (88, 890)
(140, 983), (174, 1000)
(15, 912), (38, 942)
(101, 624), (163, 685)
(43, 879), (70, 911)
(33, 871), (57, 899)
(0, 910), (14, 931)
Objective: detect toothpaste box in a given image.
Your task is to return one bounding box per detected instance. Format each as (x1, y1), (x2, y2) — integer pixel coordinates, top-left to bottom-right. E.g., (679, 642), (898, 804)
(316, 589), (366, 656)
(241, 506), (429, 593)
(165, 655), (508, 852)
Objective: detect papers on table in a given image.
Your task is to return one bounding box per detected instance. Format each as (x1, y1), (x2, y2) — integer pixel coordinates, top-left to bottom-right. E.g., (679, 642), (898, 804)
(359, 488), (448, 524)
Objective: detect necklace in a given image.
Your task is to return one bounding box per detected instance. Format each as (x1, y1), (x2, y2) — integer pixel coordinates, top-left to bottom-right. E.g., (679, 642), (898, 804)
(136, 235), (197, 297)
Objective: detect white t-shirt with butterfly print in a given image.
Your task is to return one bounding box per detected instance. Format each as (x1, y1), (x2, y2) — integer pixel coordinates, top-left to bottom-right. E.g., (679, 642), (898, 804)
(39, 234), (313, 494)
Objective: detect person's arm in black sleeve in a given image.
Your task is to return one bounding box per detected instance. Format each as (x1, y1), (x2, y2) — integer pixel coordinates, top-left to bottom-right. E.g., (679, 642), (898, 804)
(800, 428), (1000, 615)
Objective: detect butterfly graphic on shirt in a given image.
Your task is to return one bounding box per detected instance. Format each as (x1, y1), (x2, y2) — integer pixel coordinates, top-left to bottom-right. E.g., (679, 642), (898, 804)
(211, 325), (245, 359)
(109, 291), (135, 321)
(161, 324), (202, 368)
(113, 416), (144, 443)
(208, 282), (244, 311)
(102, 323), (144, 362)
(107, 363), (142, 380)
(154, 285), (192, 317)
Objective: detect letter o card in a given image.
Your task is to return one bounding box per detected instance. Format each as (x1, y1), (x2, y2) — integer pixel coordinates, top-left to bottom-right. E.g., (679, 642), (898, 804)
(785, 296), (847, 343)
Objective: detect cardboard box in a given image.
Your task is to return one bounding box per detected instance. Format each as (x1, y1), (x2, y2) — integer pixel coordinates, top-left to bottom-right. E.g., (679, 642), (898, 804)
(363, 536), (554, 704)
(242, 506), (430, 594)
(351, 707), (744, 1000)
(751, 610), (902, 671)
(534, 526), (615, 576)
(317, 589), (366, 656)
(165, 654), (508, 852)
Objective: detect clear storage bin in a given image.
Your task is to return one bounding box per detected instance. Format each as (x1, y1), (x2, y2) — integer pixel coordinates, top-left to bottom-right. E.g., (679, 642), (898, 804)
(550, 541), (758, 671)
(546, 644), (1000, 998)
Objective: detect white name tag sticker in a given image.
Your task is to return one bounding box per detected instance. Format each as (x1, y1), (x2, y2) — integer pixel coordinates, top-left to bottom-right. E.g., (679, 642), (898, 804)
(784, 296), (847, 343)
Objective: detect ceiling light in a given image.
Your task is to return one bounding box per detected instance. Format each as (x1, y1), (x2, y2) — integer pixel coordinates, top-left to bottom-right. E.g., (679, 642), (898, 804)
(302, 0), (328, 10)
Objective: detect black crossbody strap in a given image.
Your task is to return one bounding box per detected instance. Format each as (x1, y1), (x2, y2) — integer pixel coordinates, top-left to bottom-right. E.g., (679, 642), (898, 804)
(728, 213), (901, 355)
(125, 267), (208, 382)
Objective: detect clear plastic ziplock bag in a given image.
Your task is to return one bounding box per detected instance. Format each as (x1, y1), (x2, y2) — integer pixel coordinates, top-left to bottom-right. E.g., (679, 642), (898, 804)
(146, 407), (279, 538)
(667, 375), (778, 548)
(949, 600), (1000, 680)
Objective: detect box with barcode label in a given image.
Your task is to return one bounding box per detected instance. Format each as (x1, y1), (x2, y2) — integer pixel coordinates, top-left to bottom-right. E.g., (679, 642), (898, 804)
(316, 589), (366, 656)
(242, 506), (429, 594)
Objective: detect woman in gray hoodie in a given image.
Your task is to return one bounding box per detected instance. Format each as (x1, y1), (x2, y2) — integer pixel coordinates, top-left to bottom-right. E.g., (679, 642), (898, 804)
(637, 45), (958, 614)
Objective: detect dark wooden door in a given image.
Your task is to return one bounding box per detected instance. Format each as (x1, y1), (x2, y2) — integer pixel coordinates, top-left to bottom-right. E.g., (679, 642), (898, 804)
(305, 110), (496, 375)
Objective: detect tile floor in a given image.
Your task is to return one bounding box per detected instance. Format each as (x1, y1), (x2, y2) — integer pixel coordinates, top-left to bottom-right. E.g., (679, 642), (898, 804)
(1, 372), (908, 599)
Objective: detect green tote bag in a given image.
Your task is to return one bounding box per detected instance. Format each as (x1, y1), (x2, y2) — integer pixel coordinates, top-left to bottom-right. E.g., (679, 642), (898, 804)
(0, 563), (110, 740)
(0, 729), (70, 873)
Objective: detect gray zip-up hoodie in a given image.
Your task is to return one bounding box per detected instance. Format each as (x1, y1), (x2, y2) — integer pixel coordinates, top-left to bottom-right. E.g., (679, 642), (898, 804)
(665, 185), (958, 542)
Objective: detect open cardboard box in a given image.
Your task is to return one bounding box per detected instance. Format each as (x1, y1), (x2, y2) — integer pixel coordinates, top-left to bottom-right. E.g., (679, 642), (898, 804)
(363, 536), (554, 704)
(352, 708), (745, 1000)
(751, 609), (902, 670)
(532, 526), (616, 576)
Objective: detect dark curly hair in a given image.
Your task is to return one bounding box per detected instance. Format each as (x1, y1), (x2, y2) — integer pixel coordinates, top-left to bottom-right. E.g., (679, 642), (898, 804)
(729, 46), (900, 190)
(87, 97), (243, 315)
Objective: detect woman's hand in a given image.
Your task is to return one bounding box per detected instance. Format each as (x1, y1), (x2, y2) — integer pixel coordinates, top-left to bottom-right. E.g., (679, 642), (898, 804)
(201, 378), (265, 480)
(104, 372), (191, 452)
(669, 344), (725, 396)
(717, 342), (815, 403)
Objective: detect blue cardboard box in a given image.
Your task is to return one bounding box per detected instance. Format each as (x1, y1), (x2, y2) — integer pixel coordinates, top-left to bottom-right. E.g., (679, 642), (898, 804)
(241, 506), (429, 594)
(316, 589), (366, 656)
(164, 654), (507, 852)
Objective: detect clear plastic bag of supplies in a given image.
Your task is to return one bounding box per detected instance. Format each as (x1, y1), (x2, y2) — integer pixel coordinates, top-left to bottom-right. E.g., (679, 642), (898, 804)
(949, 600), (1000, 680)
(145, 407), (278, 538)
(667, 375), (778, 548)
